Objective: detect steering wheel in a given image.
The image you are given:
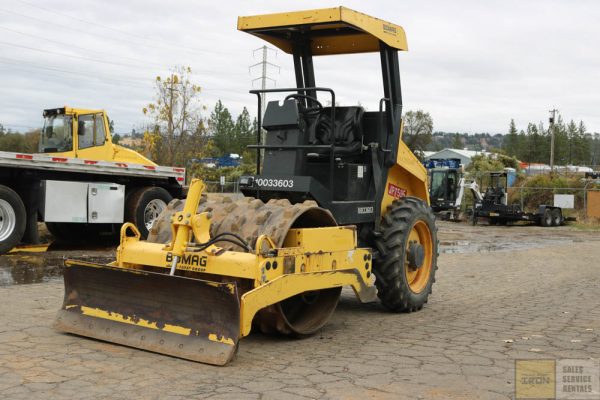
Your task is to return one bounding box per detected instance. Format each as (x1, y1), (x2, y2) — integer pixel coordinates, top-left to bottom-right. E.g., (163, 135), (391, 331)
(285, 93), (323, 115)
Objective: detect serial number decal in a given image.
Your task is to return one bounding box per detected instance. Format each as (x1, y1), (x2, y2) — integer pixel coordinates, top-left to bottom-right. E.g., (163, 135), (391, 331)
(387, 183), (407, 199)
(358, 206), (374, 215)
(255, 178), (294, 188)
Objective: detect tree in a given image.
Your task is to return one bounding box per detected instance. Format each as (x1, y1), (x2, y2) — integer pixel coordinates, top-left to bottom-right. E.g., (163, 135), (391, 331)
(403, 110), (433, 158)
(503, 119), (518, 156)
(233, 107), (255, 155)
(208, 100), (235, 156)
(566, 120), (578, 165)
(142, 66), (206, 166)
(451, 133), (463, 149)
(0, 129), (40, 153)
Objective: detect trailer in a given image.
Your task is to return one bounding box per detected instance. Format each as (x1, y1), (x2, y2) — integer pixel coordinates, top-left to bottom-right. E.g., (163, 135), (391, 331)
(471, 170), (572, 226)
(0, 107), (185, 254)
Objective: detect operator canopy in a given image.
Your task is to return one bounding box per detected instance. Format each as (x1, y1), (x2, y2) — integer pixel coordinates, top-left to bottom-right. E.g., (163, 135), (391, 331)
(238, 6), (408, 56)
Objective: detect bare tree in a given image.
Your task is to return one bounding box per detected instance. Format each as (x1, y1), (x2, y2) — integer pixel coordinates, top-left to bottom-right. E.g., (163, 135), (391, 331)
(403, 110), (433, 159)
(143, 66), (207, 166)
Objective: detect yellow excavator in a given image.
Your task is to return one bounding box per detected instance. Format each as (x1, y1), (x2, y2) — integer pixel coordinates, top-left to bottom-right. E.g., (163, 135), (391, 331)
(55, 6), (438, 365)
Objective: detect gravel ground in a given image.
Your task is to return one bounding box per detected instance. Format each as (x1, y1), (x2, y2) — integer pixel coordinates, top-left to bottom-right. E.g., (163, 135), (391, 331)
(0, 222), (599, 399)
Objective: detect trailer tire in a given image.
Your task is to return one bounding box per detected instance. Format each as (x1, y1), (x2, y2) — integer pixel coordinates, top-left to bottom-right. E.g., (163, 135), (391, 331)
(373, 197), (438, 313)
(0, 185), (26, 254)
(125, 187), (172, 239)
(46, 222), (110, 242)
(551, 208), (562, 226)
(541, 208), (553, 227)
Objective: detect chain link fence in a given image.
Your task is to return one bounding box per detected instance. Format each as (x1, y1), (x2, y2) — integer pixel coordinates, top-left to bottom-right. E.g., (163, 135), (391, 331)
(203, 180), (241, 193)
(201, 176), (600, 220)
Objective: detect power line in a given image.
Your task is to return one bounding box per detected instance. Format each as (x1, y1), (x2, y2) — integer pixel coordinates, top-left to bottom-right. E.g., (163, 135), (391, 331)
(0, 56), (250, 97)
(0, 25), (169, 69)
(0, 39), (248, 77)
(0, 57), (150, 89)
(7, 3), (235, 57)
(0, 40), (164, 71)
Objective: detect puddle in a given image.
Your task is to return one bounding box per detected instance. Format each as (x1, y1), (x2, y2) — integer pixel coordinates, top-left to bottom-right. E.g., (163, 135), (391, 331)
(439, 239), (576, 254)
(0, 246), (114, 286)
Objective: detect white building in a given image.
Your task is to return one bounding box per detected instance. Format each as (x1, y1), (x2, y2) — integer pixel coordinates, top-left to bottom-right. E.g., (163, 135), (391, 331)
(423, 148), (490, 168)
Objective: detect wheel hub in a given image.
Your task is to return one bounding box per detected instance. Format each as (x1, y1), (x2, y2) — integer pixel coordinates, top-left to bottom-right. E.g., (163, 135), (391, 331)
(0, 199), (16, 242)
(144, 199), (167, 231)
(407, 241), (425, 270)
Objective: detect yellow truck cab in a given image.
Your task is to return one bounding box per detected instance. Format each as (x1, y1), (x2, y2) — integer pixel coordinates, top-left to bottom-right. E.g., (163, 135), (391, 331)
(39, 107), (154, 165)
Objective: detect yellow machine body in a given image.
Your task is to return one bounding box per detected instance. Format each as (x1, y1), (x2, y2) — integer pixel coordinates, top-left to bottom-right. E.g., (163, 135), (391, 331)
(55, 7), (438, 366)
(42, 106), (155, 165)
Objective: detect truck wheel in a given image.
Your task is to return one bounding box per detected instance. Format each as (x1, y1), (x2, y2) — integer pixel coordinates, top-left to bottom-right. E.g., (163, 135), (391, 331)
(541, 209), (553, 227)
(551, 208), (562, 226)
(0, 185), (26, 254)
(125, 187), (172, 239)
(373, 197), (438, 312)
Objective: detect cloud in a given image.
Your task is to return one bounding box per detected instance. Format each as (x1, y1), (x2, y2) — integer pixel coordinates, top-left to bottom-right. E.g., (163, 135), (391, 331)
(0, 0), (598, 136)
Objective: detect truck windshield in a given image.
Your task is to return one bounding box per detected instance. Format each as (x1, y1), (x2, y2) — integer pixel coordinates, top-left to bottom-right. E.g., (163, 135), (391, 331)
(39, 114), (73, 153)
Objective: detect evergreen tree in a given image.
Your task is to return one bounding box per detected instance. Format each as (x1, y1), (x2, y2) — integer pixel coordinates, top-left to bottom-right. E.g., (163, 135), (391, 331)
(451, 133), (463, 149)
(208, 100), (235, 155)
(566, 120), (578, 165)
(504, 119), (518, 155)
(233, 107), (254, 155)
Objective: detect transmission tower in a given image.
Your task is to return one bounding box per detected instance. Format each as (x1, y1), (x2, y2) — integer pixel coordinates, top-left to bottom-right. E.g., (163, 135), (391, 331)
(249, 46), (280, 119)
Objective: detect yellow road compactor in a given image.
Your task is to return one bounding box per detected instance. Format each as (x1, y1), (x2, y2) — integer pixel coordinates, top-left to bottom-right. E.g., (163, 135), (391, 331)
(55, 7), (438, 366)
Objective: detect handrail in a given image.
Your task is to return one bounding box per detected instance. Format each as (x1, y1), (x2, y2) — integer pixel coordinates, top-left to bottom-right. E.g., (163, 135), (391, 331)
(249, 87), (337, 202)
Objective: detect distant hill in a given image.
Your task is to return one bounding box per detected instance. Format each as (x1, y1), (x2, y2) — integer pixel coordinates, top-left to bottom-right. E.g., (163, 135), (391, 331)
(427, 132), (504, 152)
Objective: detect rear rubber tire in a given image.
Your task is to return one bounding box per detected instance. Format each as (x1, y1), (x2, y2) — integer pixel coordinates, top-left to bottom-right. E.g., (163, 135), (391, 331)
(0, 185), (26, 254)
(125, 187), (172, 239)
(551, 208), (562, 226)
(373, 197), (438, 312)
(541, 209), (553, 227)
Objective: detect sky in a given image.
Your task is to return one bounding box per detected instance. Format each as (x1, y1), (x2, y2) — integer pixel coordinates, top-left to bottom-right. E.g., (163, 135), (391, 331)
(0, 0), (599, 135)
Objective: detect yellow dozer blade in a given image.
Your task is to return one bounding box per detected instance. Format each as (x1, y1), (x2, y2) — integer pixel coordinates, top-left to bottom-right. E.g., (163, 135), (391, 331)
(54, 179), (376, 365)
(55, 261), (240, 365)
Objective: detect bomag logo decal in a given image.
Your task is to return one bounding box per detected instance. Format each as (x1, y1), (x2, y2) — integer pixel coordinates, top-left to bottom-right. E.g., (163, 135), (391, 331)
(383, 24), (397, 35)
(166, 252), (207, 270)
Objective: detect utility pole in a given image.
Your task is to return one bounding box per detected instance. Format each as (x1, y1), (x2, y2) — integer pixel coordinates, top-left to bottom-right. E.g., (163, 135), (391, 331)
(549, 108), (558, 172)
(249, 46), (280, 119)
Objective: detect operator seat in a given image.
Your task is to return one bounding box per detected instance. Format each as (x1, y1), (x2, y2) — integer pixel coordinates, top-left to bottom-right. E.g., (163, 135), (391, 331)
(308, 106), (364, 157)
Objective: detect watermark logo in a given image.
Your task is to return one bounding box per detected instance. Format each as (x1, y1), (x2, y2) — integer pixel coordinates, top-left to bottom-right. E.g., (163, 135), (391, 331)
(515, 359), (600, 399)
(557, 359), (599, 399)
(516, 359), (555, 399)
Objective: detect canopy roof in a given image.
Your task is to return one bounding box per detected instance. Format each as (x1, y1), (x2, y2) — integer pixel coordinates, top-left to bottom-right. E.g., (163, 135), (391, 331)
(238, 6), (407, 56)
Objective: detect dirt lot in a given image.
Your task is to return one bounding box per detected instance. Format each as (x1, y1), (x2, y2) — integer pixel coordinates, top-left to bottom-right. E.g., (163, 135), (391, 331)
(0, 221), (599, 399)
